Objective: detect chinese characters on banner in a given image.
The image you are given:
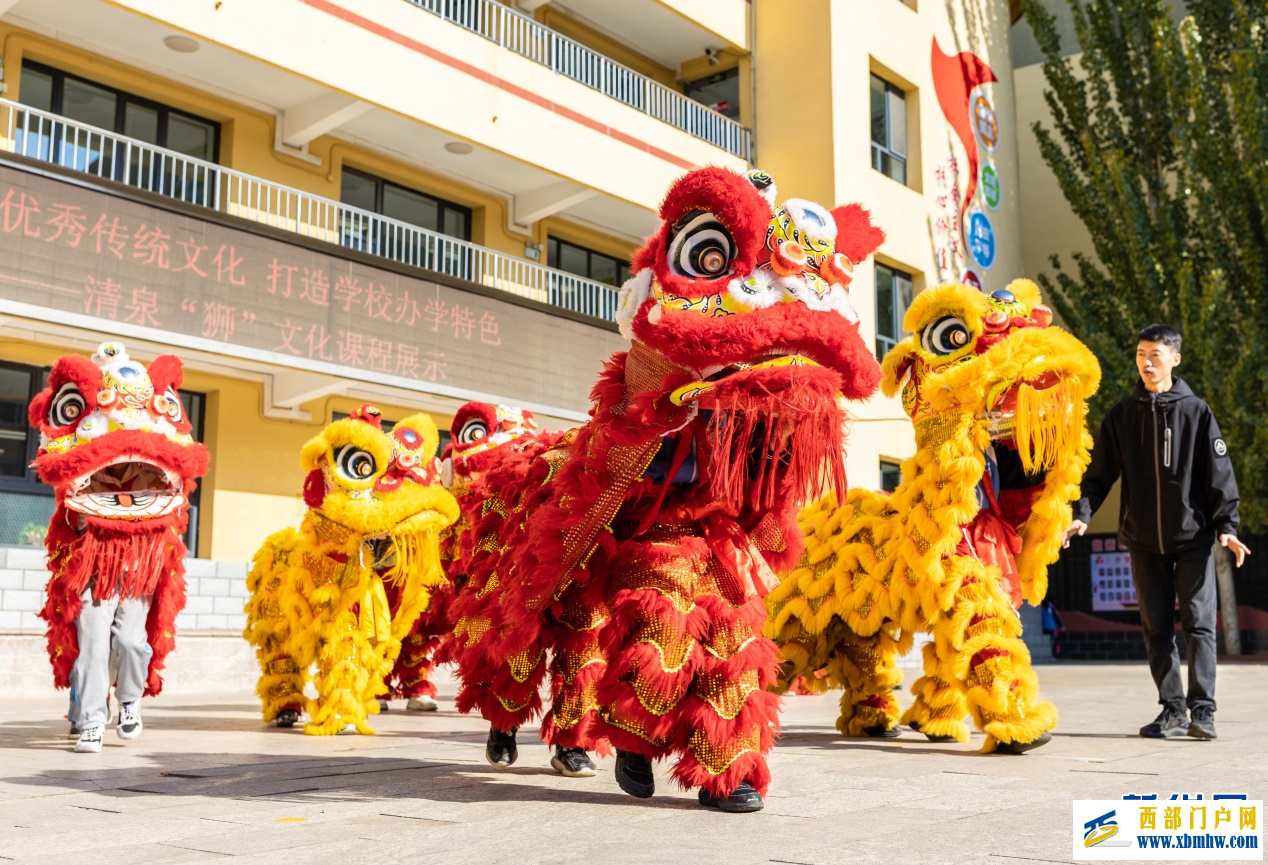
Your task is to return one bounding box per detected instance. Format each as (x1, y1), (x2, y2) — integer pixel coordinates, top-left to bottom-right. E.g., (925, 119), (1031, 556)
(0, 165), (625, 415)
(933, 154), (966, 285)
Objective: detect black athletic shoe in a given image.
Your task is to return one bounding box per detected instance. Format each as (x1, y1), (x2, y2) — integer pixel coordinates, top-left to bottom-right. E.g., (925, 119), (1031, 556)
(614, 749), (655, 799)
(863, 724), (901, 738)
(993, 730), (1052, 754)
(1140, 705), (1188, 739)
(378, 699), (389, 712)
(1187, 706), (1217, 740)
(909, 721), (957, 743)
(275, 709), (300, 728)
(485, 726), (518, 767)
(698, 781), (765, 813)
(550, 746), (597, 777)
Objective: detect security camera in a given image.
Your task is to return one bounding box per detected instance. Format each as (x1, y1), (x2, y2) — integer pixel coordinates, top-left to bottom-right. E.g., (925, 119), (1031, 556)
(704, 47), (720, 66)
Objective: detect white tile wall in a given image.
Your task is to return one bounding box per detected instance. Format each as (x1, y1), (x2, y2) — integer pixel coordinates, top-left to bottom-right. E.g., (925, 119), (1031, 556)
(0, 546), (249, 632)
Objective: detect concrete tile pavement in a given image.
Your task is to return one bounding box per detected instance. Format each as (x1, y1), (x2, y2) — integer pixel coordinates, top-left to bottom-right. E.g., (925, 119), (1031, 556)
(0, 662), (1264, 865)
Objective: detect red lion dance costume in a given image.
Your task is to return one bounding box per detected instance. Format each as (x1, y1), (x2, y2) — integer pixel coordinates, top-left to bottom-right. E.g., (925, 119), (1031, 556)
(31, 342), (208, 751)
(449, 168), (884, 811)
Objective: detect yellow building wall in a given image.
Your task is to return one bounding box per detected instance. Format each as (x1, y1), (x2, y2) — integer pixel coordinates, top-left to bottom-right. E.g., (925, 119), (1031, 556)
(756, 0), (1023, 492)
(3, 24), (622, 262)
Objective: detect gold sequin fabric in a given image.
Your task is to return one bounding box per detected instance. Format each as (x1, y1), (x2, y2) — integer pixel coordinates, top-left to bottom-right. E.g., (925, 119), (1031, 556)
(688, 726), (762, 775)
(695, 670), (760, 720)
(551, 677), (600, 731)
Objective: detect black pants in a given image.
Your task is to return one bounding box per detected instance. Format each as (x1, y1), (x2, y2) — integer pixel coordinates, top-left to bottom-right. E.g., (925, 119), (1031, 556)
(1128, 546), (1217, 712)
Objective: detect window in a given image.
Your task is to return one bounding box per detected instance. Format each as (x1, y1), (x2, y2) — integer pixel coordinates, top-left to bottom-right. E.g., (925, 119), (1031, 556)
(684, 67), (741, 119)
(547, 237), (631, 287)
(870, 73), (907, 184)
(879, 459), (902, 493)
(547, 237), (630, 319)
(17, 61), (219, 202)
(0, 360), (204, 550)
(874, 262), (914, 359)
(339, 168), (472, 273)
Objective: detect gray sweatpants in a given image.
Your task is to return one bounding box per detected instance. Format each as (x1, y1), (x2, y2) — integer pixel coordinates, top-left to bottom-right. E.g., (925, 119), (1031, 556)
(72, 586), (152, 729)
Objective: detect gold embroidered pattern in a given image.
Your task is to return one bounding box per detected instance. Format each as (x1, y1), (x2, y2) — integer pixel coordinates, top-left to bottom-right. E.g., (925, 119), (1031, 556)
(703, 616), (756, 660)
(688, 726), (762, 775)
(456, 615), (490, 647)
(696, 670), (759, 719)
(748, 512), (787, 553)
(551, 678), (599, 731)
(557, 642), (606, 685)
(633, 616), (695, 673)
(558, 595), (610, 631)
(507, 648), (543, 683)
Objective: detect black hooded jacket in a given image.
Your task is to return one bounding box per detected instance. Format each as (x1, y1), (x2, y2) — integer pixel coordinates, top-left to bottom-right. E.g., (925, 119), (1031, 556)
(1074, 378), (1240, 554)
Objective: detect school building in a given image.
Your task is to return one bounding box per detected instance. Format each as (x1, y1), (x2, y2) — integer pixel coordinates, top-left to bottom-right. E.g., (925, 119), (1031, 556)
(0, 0), (1082, 687)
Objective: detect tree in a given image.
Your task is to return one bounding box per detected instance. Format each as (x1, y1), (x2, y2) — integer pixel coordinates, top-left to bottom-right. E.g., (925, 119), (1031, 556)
(1020, 0), (1268, 529)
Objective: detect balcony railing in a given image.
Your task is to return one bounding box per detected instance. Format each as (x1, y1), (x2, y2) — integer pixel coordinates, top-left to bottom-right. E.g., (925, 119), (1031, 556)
(0, 100), (619, 322)
(406, 0), (752, 161)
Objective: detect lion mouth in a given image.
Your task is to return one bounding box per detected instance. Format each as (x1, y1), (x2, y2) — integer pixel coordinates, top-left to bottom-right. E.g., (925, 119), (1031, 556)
(66, 455), (186, 520)
(978, 367), (1070, 441)
(675, 352), (821, 406)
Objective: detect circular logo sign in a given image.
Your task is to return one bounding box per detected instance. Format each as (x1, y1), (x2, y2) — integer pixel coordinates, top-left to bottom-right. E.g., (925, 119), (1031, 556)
(973, 93), (999, 151)
(962, 269), (983, 290)
(980, 164), (1001, 210)
(1215, 439), (1228, 456)
(968, 211), (996, 270)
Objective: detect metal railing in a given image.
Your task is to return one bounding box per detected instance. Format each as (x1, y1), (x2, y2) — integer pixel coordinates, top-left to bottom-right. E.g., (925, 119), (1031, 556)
(406, 0), (752, 160)
(0, 100), (620, 322)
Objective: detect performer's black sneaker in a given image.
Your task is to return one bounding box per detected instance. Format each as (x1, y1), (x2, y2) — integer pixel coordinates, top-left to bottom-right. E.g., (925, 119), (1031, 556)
(1187, 706), (1217, 740)
(863, 724), (901, 738)
(1140, 705), (1188, 739)
(614, 749), (655, 798)
(485, 726), (518, 767)
(550, 746), (597, 778)
(698, 781), (765, 813)
(378, 699), (389, 712)
(994, 730), (1052, 754)
(275, 709), (300, 728)
(909, 721), (958, 743)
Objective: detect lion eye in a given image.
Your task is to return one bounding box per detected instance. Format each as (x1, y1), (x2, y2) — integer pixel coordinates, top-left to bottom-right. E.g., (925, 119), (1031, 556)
(457, 418), (489, 445)
(921, 316), (972, 356)
(335, 445), (377, 480)
(163, 387), (185, 423)
(51, 383), (86, 427)
(668, 211), (736, 279)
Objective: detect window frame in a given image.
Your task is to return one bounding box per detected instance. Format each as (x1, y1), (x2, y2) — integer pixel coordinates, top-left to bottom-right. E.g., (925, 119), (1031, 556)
(19, 59), (221, 162)
(870, 73), (908, 185)
(874, 261), (914, 360)
(879, 459), (903, 494)
(683, 66), (742, 120)
(339, 167), (473, 242)
(546, 236), (631, 288)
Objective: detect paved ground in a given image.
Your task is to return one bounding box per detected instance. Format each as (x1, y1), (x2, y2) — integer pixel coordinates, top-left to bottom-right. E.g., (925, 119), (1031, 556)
(1, 662), (1264, 865)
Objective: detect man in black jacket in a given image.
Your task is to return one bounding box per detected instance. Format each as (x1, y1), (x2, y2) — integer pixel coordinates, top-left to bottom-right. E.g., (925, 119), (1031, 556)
(1065, 324), (1249, 740)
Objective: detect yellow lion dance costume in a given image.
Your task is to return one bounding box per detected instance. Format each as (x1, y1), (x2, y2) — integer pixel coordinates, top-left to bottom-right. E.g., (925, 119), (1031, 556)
(765, 280), (1100, 753)
(243, 404), (459, 735)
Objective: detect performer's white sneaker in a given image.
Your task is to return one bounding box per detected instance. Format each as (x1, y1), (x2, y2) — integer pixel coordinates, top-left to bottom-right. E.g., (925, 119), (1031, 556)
(406, 696), (439, 712)
(75, 724), (104, 753)
(117, 702), (142, 740)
